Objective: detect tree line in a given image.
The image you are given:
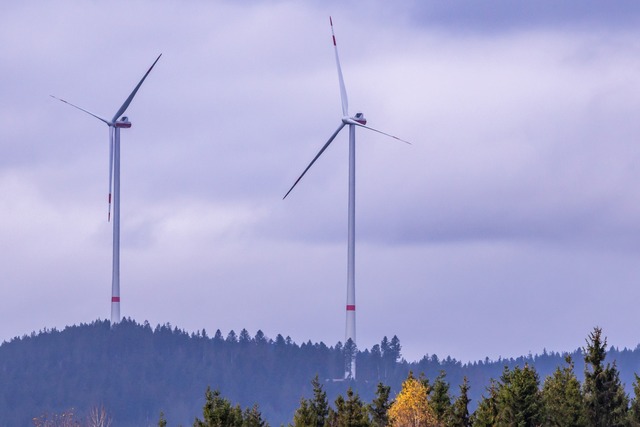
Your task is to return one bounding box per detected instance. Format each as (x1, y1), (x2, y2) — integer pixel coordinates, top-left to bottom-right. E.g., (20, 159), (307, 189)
(2, 320), (640, 425)
(187, 327), (640, 427)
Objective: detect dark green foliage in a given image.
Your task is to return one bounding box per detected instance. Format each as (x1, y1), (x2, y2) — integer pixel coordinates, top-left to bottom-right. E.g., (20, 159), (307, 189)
(243, 405), (269, 427)
(471, 379), (499, 427)
(380, 336), (401, 380)
(541, 355), (586, 427)
(430, 370), (452, 423)
(629, 374), (640, 426)
(367, 383), (391, 427)
(495, 364), (543, 427)
(293, 376), (329, 427)
(6, 321), (640, 426)
(158, 411), (167, 427)
(293, 399), (315, 427)
(326, 388), (370, 427)
(449, 376), (471, 427)
(583, 327), (629, 427)
(195, 387), (243, 427)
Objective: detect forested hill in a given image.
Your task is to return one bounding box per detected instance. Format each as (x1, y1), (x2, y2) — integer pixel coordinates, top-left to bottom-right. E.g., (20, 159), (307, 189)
(1, 319), (639, 426)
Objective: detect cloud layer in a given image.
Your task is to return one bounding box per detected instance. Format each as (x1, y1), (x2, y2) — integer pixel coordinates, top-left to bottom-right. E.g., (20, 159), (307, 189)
(2, 2), (640, 362)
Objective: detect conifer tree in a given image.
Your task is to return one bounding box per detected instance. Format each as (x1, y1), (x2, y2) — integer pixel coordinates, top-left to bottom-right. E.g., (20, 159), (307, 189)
(583, 327), (629, 427)
(429, 370), (452, 424)
(495, 364), (543, 427)
(310, 375), (329, 427)
(368, 382), (392, 427)
(449, 376), (470, 427)
(541, 355), (586, 427)
(293, 376), (329, 427)
(158, 411), (167, 427)
(293, 399), (315, 427)
(629, 374), (640, 426)
(327, 388), (370, 427)
(195, 387), (243, 427)
(243, 404), (269, 427)
(470, 379), (498, 427)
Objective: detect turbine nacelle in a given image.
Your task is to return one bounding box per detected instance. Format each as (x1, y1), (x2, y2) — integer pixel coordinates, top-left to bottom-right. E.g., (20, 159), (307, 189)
(115, 116), (131, 128)
(342, 112), (367, 126)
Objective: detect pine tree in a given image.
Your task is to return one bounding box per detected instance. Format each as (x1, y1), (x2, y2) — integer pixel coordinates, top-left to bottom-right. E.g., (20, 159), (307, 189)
(449, 376), (470, 427)
(541, 355), (586, 427)
(429, 370), (451, 424)
(583, 327), (629, 427)
(368, 382), (392, 427)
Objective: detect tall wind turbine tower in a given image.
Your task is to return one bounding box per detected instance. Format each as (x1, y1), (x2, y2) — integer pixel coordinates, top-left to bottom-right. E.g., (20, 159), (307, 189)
(284, 19), (408, 380)
(52, 54), (161, 325)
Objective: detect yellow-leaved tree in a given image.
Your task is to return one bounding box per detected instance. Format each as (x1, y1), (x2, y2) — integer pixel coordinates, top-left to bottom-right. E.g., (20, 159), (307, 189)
(388, 374), (439, 427)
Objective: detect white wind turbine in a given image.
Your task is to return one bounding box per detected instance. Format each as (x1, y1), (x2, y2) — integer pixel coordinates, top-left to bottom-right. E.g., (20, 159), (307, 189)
(284, 18), (409, 380)
(51, 54), (161, 325)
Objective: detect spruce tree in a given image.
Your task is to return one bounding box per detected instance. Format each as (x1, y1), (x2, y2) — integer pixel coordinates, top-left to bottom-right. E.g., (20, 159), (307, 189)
(310, 375), (329, 427)
(495, 364), (543, 427)
(243, 404), (268, 427)
(195, 387), (243, 427)
(541, 355), (586, 427)
(368, 382), (391, 427)
(430, 370), (452, 424)
(629, 374), (640, 426)
(293, 399), (315, 427)
(471, 379), (499, 427)
(293, 376), (329, 427)
(449, 376), (471, 427)
(158, 411), (167, 427)
(340, 388), (370, 427)
(327, 390), (370, 427)
(583, 327), (629, 427)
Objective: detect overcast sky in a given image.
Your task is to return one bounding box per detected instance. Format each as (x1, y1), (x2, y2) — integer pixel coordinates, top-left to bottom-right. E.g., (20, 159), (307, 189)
(2, 1), (640, 363)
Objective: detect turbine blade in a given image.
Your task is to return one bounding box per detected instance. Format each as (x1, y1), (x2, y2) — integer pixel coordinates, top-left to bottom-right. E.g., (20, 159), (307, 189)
(108, 127), (114, 222)
(283, 123), (346, 199)
(330, 17), (349, 117)
(111, 53), (162, 123)
(345, 118), (412, 145)
(50, 95), (110, 125)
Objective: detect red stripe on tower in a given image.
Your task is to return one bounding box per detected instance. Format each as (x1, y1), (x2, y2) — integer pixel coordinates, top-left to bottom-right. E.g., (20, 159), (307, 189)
(346, 305), (355, 311)
(112, 297), (120, 302)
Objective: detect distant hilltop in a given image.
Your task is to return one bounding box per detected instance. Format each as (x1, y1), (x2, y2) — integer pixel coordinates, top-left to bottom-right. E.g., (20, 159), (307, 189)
(2, 319), (639, 426)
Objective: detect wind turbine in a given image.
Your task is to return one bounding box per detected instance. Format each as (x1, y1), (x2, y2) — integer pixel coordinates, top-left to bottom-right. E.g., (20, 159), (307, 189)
(284, 18), (409, 380)
(51, 54), (161, 325)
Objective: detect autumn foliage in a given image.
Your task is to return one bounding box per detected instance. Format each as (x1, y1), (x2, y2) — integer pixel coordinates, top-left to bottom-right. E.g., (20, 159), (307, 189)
(388, 375), (438, 427)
